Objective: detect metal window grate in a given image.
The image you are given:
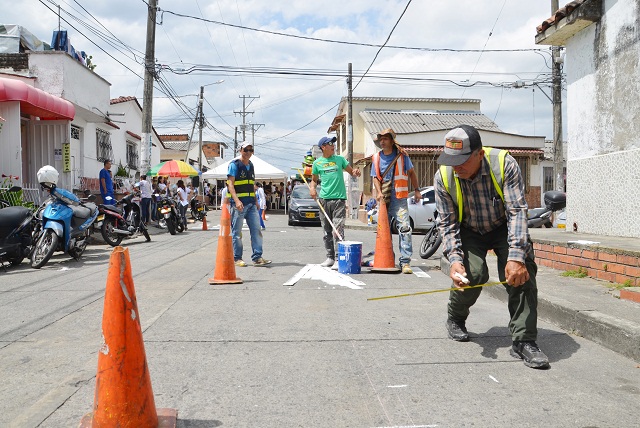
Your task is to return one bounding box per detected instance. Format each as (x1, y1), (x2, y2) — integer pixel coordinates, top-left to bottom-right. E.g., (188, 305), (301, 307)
(126, 141), (139, 170)
(96, 128), (113, 163)
(71, 125), (80, 140)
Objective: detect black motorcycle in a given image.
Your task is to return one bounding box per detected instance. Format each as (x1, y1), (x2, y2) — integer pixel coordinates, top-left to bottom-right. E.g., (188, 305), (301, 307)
(99, 193), (151, 246)
(156, 193), (182, 235)
(0, 205), (34, 269)
(528, 191), (566, 228)
(189, 195), (206, 221)
(419, 210), (442, 260)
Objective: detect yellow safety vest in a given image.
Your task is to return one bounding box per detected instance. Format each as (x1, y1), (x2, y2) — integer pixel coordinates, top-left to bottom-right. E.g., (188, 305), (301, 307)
(440, 147), (508, 222)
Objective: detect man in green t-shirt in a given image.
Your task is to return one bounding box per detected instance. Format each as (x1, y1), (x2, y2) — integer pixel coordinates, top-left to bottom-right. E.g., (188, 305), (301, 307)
(310, 136), (361, 268)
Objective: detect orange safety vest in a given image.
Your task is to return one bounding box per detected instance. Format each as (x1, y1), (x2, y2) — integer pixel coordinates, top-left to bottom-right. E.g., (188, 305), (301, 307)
(372, 151), (409, 199)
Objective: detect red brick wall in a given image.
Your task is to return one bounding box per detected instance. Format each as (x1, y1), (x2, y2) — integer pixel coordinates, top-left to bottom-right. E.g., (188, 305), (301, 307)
(533, 242), (639, 286)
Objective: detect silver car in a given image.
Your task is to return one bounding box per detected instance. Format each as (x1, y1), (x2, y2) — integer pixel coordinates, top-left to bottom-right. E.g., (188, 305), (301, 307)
(372, 186), (437, 234)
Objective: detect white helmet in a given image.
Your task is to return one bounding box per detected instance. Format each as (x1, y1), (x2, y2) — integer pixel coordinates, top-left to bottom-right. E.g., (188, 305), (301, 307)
(37, 165), (59, 189)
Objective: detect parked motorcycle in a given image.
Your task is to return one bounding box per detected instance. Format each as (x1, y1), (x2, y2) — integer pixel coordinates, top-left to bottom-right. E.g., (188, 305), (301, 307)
(528, 190), (566, 228)
(31, 166), (99, 269)
(189, 194), (206, 221)
(99, 192), (151, 246)
(156, 193), (182, 235)
(419, 210), (442, 259)
(0, 205), (35, 269)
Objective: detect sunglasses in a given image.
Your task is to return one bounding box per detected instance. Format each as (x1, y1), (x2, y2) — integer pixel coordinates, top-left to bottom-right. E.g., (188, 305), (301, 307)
(321, 142), (335, 147)
(243, 147), (254, 152)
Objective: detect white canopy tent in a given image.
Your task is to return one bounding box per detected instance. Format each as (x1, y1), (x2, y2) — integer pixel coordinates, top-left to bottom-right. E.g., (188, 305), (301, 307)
(202, 155), (288, 211)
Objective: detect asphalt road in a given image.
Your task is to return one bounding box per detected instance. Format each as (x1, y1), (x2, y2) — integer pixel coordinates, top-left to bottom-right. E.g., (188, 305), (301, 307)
(1, 212), (639, 427)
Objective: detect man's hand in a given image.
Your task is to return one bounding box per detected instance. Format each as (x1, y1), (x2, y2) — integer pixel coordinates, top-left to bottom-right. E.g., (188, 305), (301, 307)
(449, 262), (468, 291)
(352, 168), (361, 177)
(235, 199), (244, 212)
(505, 260), (529, 287)
(309, 184), (317, 200)
(413, 189), (422, 201)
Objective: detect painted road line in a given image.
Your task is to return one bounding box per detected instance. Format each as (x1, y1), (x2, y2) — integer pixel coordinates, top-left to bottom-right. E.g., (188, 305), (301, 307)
(283, 264), (365, 289)
(412, 267), (430, 278)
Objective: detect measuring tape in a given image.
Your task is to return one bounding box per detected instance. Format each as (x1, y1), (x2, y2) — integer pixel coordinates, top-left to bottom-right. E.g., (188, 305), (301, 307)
(367, 280), (507, 301)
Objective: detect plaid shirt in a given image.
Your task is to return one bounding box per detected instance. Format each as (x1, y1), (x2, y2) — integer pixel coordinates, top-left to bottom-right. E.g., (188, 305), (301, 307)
(434, 154), (531, 265)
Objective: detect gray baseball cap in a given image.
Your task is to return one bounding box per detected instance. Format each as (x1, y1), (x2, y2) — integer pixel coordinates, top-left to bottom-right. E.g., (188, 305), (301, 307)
(437, 125), (482, 166)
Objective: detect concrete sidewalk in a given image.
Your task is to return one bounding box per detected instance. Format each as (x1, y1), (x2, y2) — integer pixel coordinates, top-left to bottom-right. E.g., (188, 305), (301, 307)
(345, 218), (640, 362)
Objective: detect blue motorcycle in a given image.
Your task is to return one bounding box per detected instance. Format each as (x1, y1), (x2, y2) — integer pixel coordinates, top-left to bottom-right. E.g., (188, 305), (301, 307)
(31, 186), (98, 269)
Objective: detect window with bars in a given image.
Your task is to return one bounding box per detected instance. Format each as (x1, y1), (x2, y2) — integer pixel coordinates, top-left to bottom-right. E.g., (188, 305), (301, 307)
(126, 141), (139, 170)
(513, 156), (530, 192)
(96, 128), (113, 163)
(71, 125), (80, 140)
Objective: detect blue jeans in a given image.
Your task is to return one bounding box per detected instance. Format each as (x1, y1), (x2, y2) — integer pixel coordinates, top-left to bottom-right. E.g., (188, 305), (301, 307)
(386, 191), (412, 265)
(230, 201), (264, 262)
(141, 197), (151, 223)
(258, 208), (266, 228)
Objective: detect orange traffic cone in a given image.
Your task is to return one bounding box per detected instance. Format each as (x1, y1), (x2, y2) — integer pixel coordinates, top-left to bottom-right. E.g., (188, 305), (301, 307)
(370, 201), (400, 273)
(202, 214), (208, 230)
(80, 247), (177, 427)
(209, 203), (243, 284)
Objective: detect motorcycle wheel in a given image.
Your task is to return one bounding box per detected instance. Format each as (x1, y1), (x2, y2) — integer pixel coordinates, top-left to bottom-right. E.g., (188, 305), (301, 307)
(419, 225), (442, 260)
(176, 218), (184, 233)
(31, 229), (58, 269)
(142, 224), (151, 242)
(167, 217), (176, 235)
(101, 217), (124, 247)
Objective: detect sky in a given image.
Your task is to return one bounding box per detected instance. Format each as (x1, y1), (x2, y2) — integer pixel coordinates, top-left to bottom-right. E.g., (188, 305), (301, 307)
(4, 0), (560, 174)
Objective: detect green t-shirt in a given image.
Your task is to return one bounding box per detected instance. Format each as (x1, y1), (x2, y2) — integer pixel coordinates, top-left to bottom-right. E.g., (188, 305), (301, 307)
(312, 155), (349, 200)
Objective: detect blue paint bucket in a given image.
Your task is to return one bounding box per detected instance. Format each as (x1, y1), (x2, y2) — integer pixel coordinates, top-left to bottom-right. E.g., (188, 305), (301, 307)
(337, 241), (363, 274)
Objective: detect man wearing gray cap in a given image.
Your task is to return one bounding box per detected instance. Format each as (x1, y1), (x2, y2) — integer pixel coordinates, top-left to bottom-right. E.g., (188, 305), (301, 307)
(434, 124), (549, 370)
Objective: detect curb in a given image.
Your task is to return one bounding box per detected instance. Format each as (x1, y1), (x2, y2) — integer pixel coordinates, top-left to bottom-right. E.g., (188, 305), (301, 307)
(483, 284), (640, 363)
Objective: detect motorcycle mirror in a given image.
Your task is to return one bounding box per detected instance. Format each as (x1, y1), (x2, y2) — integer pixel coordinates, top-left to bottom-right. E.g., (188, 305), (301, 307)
(88, 194), (96, 202)
(83, 189), (91, 196)
(8, 186), (22, 192)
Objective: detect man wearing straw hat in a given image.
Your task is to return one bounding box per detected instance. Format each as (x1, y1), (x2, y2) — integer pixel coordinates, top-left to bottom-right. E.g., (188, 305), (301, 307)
(371, 128), (421, 274)
(310, 136), (361, 269)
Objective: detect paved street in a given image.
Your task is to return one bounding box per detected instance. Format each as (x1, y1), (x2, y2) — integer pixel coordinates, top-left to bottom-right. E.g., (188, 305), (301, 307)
(1, 212), (639, 427)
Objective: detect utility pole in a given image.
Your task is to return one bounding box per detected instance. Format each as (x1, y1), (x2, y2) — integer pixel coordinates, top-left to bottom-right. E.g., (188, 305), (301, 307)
(140, 0), (157, 175)
(248, 123), (265, 147)
(347, 63), (355, 218)
(234, 95), (259, 143)
(197, 86), (204, 196)
(234, 126), (238, 155)
(551, 0), (564, 191)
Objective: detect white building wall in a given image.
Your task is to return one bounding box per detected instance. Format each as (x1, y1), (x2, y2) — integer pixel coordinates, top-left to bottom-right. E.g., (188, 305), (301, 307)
(0, 101), (22, 183)
(564, 0), (640, 237)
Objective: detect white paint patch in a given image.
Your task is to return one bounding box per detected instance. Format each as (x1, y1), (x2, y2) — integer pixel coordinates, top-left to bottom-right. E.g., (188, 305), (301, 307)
(387, 384), (407, 388)
(283, 264), (364, 289)
(58, 267), (71, 271)
(411, 267), (430, 278)
(131, 309), (137, 321)
(489, 375), (499, 383)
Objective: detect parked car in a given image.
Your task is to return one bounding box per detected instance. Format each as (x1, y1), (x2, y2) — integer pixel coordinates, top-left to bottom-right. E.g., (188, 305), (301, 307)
(288, 185), (321, 226)
(372, 186), (437, 234)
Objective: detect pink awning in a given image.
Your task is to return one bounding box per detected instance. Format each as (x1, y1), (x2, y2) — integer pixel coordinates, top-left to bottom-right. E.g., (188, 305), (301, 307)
(0, 77), (75, 120)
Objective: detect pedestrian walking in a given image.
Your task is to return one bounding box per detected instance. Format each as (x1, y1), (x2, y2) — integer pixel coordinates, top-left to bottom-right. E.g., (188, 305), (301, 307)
(139, 174), (152, 224)
(434, 124), (550, 369)
(255, 182), (267, 230)
(310, 135), (361, 269)
(371, 128), (421, 274)
(176, 179), (189, 230)
(227, 142), (271, 267)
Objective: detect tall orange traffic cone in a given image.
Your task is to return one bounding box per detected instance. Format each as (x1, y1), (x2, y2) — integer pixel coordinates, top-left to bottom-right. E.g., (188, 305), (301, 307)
(80, 247), (177, 427)
(209, 203), (243, 284)
(370, 201), (400, 272)
(202, 214), (208, 230)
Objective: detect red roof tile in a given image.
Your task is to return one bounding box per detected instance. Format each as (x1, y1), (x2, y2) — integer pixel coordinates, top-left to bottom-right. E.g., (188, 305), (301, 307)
(536, 0), (586, 34)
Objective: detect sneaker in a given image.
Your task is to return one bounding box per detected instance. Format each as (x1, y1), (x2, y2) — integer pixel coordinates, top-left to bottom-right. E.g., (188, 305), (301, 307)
(446, 319), (469, 342)
(253, 257), (272, 266)
(331, 261), (339, 270)
(235, 260), (247, 267)
(320, 258), (335, 267)
(510, 341), (550, 369)
(401, 264), (413, 274)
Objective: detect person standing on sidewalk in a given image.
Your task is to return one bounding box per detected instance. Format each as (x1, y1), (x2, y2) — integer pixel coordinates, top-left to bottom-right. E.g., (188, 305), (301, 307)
(371, 128), (421, 274)
(255, 182), (267, 230)
(310, 136), (361, 268)
(139, 174), (152, 225)
(99, 160), (114, 205)
(434, 124), (549, 370)
(227, 142), (271, 267)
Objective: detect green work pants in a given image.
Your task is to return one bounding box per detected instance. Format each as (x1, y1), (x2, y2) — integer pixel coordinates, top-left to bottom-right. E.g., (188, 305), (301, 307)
(447, 223), (539, 342)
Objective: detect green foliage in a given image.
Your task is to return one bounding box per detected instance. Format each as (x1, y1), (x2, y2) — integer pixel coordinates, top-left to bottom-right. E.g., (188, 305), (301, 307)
(561, 267), (588, 278)
(115, 161), (129, 177)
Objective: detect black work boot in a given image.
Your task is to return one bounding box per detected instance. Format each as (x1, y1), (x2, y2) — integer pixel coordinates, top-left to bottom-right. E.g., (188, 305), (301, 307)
(446, 319), (469, 342)
(510, 341), (550, 369)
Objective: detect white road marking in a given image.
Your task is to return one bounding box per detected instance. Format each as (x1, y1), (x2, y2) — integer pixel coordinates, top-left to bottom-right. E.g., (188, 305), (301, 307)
(283, 264), (364, 289)
(412, 267), (430, 278)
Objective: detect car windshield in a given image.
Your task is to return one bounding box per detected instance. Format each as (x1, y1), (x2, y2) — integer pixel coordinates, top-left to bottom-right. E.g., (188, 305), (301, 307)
(291, 185), (318, 199)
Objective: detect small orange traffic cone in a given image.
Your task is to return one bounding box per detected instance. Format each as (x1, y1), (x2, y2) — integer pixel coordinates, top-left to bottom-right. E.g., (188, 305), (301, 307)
(202, 214), (208, 230)
(80, 247), (177, 427)
(370, 201), (400, 273)
(209, 203), (243, 284)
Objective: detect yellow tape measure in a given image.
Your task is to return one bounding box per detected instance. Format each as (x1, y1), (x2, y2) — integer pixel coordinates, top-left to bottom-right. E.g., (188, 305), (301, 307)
(367, 281), (507, 301)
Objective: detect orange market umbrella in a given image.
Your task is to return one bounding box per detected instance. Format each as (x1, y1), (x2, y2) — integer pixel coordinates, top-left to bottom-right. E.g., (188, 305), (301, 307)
(147, 160), (200, 177)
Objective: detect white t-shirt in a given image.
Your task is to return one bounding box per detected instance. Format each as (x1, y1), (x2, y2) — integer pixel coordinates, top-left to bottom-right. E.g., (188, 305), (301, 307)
(177, 187), (189, 206)
(256, 187), (266, 209)
(140, 179), (152, 198)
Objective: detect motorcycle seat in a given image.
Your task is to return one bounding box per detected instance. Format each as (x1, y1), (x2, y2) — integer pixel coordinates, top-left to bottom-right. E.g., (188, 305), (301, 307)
(527, 207), (549, 219)
(0, 206), (32, 238)
(101, 204), (124, 215)
(71, 204), (93, 219)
